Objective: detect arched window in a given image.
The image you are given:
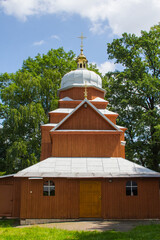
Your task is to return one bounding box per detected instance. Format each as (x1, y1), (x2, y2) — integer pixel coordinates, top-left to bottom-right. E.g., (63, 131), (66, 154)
(80, 63), (82, 68)
(126, 181), (137, 196)
(43, 180), (55, 196)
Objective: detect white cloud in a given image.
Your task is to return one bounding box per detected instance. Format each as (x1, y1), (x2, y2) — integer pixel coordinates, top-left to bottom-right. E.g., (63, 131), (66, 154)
(90, 22), (109, 35)
(51, 35), (60, 40)
(0, 0), (160, 35)
(33, 40), (45, 46)
(97, 61), (116, 75)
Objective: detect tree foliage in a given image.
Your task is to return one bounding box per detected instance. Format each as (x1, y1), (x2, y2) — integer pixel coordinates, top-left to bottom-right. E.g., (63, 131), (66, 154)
(0, 48), (77, 173)
(104, 24), (160, 171)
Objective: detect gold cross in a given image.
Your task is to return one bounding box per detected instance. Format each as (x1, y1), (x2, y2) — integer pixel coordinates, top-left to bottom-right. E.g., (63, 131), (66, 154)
(77, 33), (87, 50)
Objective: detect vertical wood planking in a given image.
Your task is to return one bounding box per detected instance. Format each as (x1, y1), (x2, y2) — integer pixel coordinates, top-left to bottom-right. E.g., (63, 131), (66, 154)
(58, 103), (116, 130)
(59, 87), (105, 100)
(20, 178), (79, 219)
(51, 133), (121, 157)
(102, 178), (160, 219)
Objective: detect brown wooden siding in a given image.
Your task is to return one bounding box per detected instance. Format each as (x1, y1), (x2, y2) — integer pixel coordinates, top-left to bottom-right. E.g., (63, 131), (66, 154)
(20, 178), (79, 219)
(91, 102), (108, 109)
(120, 132), (125, 158)
(49, 113), (68, 123)
(0, 177), (21, 218)
(102, 178), (160, 219)
(58, 100), (81, 108)
(40, 126), (53, 161)
(51, 132), (121, 157)
(58, 100), (108, 109)
(57, 103), (116, 130)
(59, 87), (105, 100)
(49, 111), (118, 126)
(20, 178), (160, 219)
(104, 115), (118, 125)
(12, 178), (21, 217)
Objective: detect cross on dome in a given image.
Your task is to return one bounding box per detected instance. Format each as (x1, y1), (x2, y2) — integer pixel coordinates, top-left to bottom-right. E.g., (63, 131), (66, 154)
(77, 33), (86, 54)
(76, 33), (88, 69)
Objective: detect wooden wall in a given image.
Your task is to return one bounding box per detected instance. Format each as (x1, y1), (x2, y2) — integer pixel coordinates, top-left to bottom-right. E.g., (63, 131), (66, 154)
(102, 178), (160, 219)
(120, 132), (125, 158)
(20, 177), (160, 219)
(105, 115), (118, 125)
(51, 132), (121, 157)
(40, 126), (53, 160)
(57, 103), (116, 130)
(58, 100), (108, 109)
(49, 113), (68, 123)
(49, 112), (118, 126)
(0, 177), (21, 218)
(59, 87), (105, 100)
(91, 102), (108, 109)
(20, 178), (79, 219)
(59, 100), (81, 108)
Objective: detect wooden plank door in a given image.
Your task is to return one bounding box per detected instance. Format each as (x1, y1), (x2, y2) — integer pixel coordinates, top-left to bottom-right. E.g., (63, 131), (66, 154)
(80, 180), (101, 218)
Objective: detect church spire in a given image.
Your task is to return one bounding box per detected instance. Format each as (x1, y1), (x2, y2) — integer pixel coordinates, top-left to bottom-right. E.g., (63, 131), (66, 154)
(76, 33), (88, 69)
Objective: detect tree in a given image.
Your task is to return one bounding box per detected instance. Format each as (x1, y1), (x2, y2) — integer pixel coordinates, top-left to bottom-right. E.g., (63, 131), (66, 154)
(0, 48), (77, 173)
(104, 24), (160, 171)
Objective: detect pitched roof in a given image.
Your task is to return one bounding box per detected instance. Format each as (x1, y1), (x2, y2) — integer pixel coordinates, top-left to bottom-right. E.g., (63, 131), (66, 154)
(14, 157), (160, 178)
(49, 108), (118, 115)
(91, 97), (108, 102)
(59, 97), (73, 101)
(51, 99), (121, 132)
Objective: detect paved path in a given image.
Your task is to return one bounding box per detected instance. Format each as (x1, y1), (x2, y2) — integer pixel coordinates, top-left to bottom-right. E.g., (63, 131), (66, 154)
(18, 220), (160, 232)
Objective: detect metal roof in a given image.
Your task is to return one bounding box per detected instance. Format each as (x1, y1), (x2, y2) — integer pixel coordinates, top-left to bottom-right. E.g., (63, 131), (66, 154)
(0, 174), (14, 178)
(49, 108), (117, 115)
(14, 157), (160, 178)
(59, 97), (73, 101)
(91, 97), (108, 102)
(60, 69), (102, 89)
(41, 123), (57, 127)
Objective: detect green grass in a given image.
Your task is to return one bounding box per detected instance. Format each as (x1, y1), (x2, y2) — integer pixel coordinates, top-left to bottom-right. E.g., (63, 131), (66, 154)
(0, 220), (160, 240)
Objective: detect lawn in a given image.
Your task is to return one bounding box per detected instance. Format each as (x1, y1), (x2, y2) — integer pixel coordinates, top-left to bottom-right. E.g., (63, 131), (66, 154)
(0, 220), (160, 240)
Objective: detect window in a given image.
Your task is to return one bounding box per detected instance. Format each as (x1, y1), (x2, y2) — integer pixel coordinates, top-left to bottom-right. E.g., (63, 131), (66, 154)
(126, 181), (137, 196)
(80, 63), (82, 68)
(43, 180), (55, 196)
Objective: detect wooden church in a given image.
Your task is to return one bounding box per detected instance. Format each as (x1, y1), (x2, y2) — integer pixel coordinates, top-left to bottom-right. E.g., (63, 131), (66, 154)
(0, 40), (160, 224)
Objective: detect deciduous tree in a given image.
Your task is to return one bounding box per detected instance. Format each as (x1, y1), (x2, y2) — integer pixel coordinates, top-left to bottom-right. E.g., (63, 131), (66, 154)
(104, 24), (160, 171)
(0, 48), (77, 173)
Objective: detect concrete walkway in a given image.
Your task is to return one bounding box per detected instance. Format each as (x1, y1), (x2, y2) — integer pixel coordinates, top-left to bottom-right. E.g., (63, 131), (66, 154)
(17, 220), (160, 232)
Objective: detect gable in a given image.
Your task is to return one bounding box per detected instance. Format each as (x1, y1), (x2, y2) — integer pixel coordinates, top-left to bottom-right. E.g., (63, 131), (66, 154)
(56, 101), (117, 130)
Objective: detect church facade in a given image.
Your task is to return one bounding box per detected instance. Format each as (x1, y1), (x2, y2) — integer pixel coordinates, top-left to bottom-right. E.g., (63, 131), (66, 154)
(0, 44), (160, 224)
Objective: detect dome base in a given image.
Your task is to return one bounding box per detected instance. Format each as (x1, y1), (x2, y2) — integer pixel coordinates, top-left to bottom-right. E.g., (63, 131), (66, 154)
(58, 85), (106, 101)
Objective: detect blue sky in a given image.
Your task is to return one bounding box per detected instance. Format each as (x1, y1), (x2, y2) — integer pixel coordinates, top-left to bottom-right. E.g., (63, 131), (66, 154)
(0, 0), (160, 75)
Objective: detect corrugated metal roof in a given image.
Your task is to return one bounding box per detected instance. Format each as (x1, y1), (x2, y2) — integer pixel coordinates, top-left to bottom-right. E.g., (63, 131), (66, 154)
(14, 157), (160, 178)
